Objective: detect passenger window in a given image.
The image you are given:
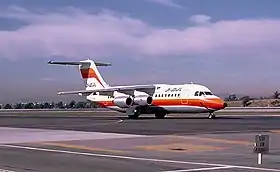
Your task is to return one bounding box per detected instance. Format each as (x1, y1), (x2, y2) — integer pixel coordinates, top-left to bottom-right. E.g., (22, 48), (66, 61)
(155, 94), (157, 97)
(195, 91), (199, 96)
(171, 94), (173, 97)
(168, 94), (170, 97)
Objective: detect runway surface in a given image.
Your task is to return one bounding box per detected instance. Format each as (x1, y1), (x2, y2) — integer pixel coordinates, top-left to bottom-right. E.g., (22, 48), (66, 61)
(0, 111), (280, 172)
(0, 112), (280, 135)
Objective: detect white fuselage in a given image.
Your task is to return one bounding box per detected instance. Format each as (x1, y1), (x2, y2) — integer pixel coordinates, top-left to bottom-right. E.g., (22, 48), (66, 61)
(87, 83), (225, 114)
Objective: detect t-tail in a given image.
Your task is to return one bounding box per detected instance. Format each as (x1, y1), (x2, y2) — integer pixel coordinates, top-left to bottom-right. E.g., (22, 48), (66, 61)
(48, 59), (110, 90)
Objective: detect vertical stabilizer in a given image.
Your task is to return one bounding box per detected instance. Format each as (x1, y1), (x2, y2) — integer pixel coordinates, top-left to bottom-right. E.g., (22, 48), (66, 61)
(48, 59), (110, 90)
(79, 59), (109, 90)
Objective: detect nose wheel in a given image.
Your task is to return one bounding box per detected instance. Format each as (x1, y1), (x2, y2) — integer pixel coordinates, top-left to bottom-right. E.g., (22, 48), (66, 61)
(208, 113), (216, 119)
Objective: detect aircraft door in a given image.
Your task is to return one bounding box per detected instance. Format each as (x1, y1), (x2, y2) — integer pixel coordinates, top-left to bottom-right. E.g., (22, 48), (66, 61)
(180, 88), (189, 104)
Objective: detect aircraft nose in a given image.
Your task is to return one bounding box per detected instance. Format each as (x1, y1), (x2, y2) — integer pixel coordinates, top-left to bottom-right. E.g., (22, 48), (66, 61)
(213, 98), (227, 110)
(218, 99), (227, 109)
(223, 102), (228, 108)
(203, 98), (227, 110)
(217, 99), (227, 109)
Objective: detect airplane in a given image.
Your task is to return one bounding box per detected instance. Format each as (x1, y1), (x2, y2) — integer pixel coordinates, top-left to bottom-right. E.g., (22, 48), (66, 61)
(48, 59), (227, 119)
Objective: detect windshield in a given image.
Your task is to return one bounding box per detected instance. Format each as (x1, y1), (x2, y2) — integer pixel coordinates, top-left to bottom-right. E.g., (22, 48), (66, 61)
(194, 91), (214, 96)
(204, 91), (213, 95)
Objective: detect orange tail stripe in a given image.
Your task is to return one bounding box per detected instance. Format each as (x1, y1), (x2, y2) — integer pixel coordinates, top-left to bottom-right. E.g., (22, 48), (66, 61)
(80, 68), (104, 87)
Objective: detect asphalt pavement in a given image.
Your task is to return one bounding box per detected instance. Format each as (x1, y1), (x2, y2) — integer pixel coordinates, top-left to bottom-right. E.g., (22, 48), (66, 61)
(0, 111), (280, 172)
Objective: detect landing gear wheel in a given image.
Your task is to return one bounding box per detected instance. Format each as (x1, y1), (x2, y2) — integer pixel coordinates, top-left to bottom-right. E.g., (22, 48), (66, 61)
(128, 108), (140, 119)
(155, 113), (166, 119)
(208, 113), (216, 119)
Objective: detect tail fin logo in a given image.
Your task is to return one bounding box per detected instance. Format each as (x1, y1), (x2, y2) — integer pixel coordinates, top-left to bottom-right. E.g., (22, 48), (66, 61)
(86, 82), (96, 88)
(80, 68), (105, 87)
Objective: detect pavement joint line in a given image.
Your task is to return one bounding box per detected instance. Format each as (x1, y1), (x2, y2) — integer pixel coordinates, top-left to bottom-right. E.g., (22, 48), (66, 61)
(160, 166), (235, 172)
(1, 144), (280, 171)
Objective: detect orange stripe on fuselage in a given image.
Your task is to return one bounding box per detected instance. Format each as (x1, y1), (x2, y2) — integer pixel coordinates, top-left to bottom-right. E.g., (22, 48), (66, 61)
(80, 68), (104, 87)
(96, 98), (224, 110)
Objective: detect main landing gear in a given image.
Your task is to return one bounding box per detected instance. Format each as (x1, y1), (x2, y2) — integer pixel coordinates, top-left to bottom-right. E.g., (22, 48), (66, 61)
(126, 106), (140, 119)
(208, 112), (216, 119)
(155, 112), (166, 119)
(126, 106), (167, 119)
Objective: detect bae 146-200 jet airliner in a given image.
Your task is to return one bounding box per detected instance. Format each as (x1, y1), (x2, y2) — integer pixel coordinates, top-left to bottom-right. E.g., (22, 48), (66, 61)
(48, 59), (227, 119)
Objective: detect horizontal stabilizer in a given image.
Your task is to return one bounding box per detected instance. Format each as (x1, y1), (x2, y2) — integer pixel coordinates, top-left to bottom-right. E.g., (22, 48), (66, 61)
(48, 60), (111, 66)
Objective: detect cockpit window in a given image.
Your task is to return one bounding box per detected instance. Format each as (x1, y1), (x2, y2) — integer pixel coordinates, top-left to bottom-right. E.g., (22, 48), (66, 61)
(195, 91), (213, 96)
(204, 92), (213, 95)
(199, 92), (205, 96)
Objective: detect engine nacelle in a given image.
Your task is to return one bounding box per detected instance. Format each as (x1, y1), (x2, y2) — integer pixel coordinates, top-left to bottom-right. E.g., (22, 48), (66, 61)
(133, 95), (153, 106)
(113, 96), (133, 108)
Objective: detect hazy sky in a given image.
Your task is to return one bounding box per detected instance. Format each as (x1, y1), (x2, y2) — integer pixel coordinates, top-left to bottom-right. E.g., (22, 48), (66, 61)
(0, 0), (280, 103)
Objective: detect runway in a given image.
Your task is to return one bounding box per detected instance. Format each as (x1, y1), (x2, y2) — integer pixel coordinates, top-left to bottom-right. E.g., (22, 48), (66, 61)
(0, 111), (280, 172)
(0, 112), (280, 135)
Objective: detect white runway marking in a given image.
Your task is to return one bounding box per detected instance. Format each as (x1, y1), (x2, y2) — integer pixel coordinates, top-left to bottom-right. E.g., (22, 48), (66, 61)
(161, 166), (234, 172)
(2, 145), (280, 171)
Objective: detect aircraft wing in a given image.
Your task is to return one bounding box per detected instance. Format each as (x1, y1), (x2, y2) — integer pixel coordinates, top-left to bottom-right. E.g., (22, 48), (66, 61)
(57, 85), (156, 96)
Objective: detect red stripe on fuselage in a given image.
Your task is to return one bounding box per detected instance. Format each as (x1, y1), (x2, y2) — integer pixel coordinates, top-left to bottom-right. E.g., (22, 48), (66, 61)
(95, 98), (224, 110)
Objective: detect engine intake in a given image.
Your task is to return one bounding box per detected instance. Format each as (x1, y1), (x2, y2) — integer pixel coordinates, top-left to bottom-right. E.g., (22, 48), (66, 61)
(113, 96), (133, 108)
(133, 95), (153, 106)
